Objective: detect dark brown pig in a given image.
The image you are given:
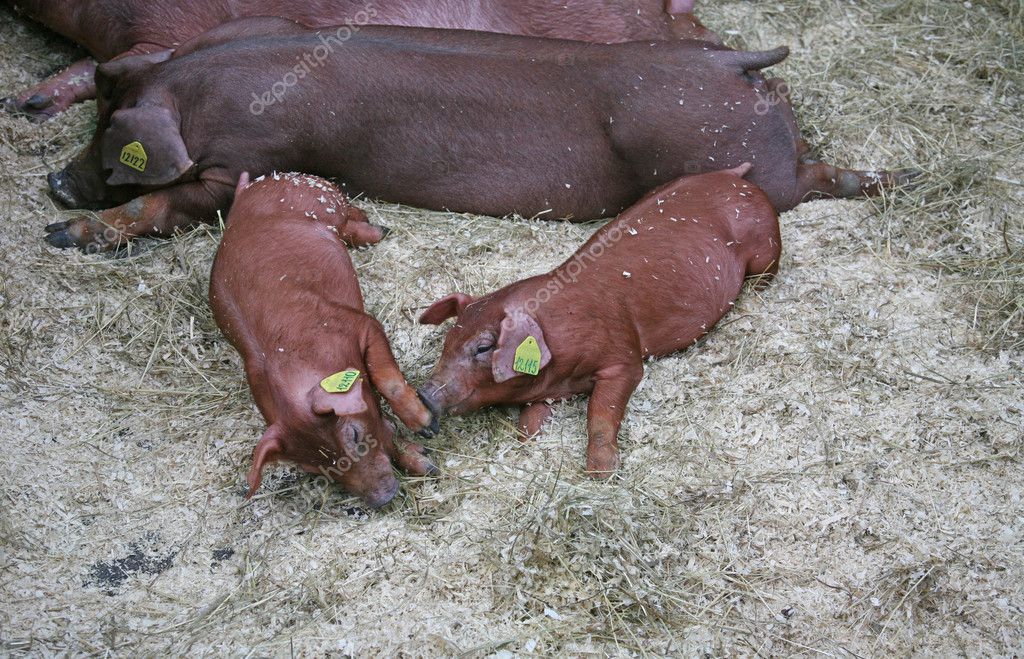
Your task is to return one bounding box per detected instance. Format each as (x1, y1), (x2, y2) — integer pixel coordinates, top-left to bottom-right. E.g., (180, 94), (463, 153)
(43, 24), (913, 251)
(2, 0), (718, 121)
(418, 164), (780, 476)
(210, 172), (438, 507)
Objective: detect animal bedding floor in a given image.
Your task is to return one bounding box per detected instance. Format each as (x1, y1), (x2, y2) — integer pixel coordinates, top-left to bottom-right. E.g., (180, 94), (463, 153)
(0, 2), (1022, 656)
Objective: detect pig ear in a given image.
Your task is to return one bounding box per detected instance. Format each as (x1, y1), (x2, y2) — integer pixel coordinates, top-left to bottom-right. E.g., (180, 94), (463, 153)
(246, 425), (284, 499)
(309, 380), (369, 417)
(419, 293), (476, 325)
(101, 104), (194, 187)
(95, 50), (173, 98)
(492, 308), (552, 384)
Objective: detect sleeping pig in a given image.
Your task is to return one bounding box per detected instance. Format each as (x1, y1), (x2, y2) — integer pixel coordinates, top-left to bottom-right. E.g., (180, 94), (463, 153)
(417, 164), (780, 476)
(210, 172), (438, 508)
(44, 23), (913, 251)
(2, 0), (718, 121)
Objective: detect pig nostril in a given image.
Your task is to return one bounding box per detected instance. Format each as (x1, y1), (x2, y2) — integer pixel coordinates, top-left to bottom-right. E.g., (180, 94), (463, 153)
(366, 479), (400, 509)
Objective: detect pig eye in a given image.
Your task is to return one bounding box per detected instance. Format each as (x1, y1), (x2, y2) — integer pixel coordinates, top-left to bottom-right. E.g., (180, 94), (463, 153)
(474, 343), (494, 356)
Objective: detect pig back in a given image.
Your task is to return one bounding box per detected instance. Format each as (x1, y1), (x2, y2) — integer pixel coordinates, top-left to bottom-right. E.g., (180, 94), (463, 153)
(554, 175), (768, 358)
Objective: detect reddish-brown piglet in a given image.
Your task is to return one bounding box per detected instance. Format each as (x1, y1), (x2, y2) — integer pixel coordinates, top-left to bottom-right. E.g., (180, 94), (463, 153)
(210, 172), (438, 508)
(418, 165), (780, 476)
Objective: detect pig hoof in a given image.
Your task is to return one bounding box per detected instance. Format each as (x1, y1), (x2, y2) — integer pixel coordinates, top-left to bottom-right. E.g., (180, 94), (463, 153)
(893, 168), (923, 189)
(43, 226), (77, 250)
(0, 96), (17, 114)
(375, 224), (391, 239)
(585, 451), (620, 479)
(24, 94), (52, 111)
(418, 414), (440, 439)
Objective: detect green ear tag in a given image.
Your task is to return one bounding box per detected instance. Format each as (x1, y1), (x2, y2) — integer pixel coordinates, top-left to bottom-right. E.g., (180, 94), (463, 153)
(119, 141), (148, 172)
(320, 370), (360, 393)
(513, 337), (542, 376)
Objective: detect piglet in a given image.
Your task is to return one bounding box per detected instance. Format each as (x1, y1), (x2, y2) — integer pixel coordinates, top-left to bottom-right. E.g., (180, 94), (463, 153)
(418, 164), (780, 476)
(210, 172), (438, 508)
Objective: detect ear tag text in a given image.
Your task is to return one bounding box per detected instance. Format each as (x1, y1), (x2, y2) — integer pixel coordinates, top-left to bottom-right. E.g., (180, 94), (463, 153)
(321, 370), (360, 393)
(513, 337), (542, 376)
(119, 141), (148, 172)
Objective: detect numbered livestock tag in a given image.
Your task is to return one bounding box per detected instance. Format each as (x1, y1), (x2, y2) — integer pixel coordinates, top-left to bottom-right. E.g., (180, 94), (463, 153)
(320, 370), (360, 393)
(513, 337), (542, 376)
(119, 141), (148, 172)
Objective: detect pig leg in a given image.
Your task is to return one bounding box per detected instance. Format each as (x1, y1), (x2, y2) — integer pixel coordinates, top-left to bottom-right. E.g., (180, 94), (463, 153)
(585, 364), (643, 477)
(1, 58), (98, 122)
(43, 177), (234, 252)
(794, 161), (919, 207)
(338, 221), (389, 248)
(517, 402), (552, 441)
(364, 323), (439, 437)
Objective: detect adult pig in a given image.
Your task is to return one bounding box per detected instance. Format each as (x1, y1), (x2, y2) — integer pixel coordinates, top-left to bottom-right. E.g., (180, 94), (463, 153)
(210, 172), (438, 507)
(44, 24), (911, 251)
(418, 165), (780, 476)
(2, 0), (718, 121)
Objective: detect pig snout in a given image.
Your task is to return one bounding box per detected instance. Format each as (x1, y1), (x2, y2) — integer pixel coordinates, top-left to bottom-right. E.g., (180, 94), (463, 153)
(363, 475), (401, 509)
(418, 386), (445, 421)
(417, 379), (461, 419)
(48, 165), (112, 210)
(48, 169), (86, 208)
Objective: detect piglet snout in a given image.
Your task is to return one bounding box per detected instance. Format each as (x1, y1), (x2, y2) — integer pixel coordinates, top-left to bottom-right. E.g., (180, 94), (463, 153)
(417, 387), (444, 426)
(363, 477), (400, 509)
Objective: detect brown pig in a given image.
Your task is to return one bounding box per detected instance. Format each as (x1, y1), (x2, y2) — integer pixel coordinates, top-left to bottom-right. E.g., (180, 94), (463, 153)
(418, 164), (780, 476)
(210, 172), (438, 508)
(44, 24), (913, 251)
(2, 0), (718, 121)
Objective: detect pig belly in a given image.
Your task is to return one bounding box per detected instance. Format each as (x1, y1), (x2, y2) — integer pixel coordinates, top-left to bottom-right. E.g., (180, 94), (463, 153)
(629, 254), (747, 357)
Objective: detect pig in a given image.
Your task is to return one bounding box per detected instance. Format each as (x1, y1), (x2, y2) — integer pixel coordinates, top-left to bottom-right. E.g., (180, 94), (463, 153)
(43, 24), (914, 252)
(417, 164), (780, 476)
(1, 0), (719, 121)
(210, 171), (438, 508)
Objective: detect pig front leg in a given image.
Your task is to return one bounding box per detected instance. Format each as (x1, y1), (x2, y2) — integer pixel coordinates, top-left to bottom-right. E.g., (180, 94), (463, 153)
(1, 58), (98, 122)
(517, 402), (552, 440)
(43, 177), (234, 252)
(585, 364), (643, 477)
(364, 322), (440, 438)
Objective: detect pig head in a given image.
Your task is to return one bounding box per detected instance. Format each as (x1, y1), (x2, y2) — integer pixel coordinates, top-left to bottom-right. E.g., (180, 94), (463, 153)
(246, 374), (437, 509)
(47, 51), (190, 210)
(417, 292), (557, 418)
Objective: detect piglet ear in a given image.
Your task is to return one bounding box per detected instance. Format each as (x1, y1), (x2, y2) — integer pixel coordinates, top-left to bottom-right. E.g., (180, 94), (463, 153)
(419, 293), (475, 325)
(310, 379), (369, 417)
(101, 104), (194, 187)
(492, 308), (552, 384)
(246, 425), (284, 499)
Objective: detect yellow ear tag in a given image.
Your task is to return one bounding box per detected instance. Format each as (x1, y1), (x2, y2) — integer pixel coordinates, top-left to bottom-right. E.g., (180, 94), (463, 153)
(320, 370), (360, 393)
(119, 141), (148, 172)
(513, 336), (542, 376)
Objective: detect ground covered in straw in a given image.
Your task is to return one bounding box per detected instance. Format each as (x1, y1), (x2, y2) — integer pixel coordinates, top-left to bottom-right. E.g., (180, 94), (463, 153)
(1, 1), (1022, 655)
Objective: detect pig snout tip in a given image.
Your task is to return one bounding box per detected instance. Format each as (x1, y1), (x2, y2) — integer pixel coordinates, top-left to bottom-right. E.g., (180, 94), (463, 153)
(48, 170), (82, 208)
(363, 478), (400, 509)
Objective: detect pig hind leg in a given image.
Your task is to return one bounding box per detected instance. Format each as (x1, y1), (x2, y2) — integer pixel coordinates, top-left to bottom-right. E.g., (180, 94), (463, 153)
(517, 402), (553, 441)
(793, 161), (919, 207)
